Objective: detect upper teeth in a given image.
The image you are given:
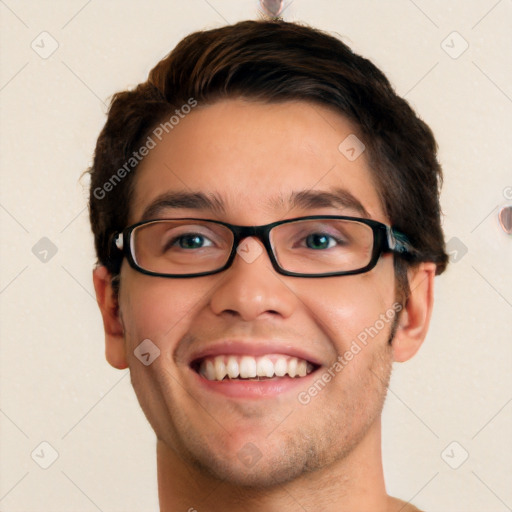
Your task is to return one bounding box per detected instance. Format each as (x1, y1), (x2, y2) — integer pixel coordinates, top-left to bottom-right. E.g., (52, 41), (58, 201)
(198, 355), (315, 381)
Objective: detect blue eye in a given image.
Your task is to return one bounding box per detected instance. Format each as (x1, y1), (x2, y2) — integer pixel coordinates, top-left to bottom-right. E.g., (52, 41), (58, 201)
(178, 234), (206, 249)
(165, 233), (215, 251)
(304, 233), (340, 250)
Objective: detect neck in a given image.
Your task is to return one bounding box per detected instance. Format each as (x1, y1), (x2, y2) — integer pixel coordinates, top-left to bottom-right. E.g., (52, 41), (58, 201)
(157, 418), (391, 512)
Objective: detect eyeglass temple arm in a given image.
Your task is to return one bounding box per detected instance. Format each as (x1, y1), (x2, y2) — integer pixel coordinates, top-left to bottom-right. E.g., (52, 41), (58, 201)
(114, 233), (124, 250)
(386, 227), (417, 255)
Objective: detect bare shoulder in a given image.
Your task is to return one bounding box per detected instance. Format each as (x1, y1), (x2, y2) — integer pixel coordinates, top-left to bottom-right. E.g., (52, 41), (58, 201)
(387, 495), (424, 512)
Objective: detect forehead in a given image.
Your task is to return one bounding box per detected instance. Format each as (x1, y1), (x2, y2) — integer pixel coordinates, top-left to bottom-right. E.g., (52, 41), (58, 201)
(129, 99), (387, 224)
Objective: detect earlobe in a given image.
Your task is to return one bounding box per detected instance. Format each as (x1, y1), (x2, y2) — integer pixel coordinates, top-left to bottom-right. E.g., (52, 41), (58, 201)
(92, 266), (128, 370)
(392, 262), (436, 363)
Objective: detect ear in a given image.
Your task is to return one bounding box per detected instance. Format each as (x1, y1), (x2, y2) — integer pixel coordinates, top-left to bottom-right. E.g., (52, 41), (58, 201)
(92, 266), (128, 370)
(392, 262), (436, 362)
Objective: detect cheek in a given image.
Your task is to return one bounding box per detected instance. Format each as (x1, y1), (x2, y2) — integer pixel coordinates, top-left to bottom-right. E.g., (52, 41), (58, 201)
(118, 271), (219, 347)
(299, 267), (395, 348)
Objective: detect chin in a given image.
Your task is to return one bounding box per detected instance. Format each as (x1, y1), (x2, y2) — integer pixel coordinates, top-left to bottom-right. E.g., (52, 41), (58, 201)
(203, 457), (308, 488)
(186, 435), (323, 488)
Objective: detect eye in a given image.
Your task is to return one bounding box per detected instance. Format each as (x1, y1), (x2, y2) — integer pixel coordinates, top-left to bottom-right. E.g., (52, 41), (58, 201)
(164, 232), (215, 251)
(303, 232), (341, 250)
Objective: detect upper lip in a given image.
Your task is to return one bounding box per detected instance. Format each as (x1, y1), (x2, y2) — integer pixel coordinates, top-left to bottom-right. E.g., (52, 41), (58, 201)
(188, 339), (323, 368)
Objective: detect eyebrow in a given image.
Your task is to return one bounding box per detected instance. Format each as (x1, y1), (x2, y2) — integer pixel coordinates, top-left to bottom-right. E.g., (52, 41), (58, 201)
(140, 187), (370, 221)
(278, 188), (370, 218)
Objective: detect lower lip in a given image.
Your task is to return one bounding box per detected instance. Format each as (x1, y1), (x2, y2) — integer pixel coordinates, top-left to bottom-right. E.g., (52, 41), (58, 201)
(190, 366), (321, 399)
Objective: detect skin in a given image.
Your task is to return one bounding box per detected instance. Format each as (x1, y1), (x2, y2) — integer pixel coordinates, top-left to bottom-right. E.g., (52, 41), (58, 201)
(93, 99), (435, 512)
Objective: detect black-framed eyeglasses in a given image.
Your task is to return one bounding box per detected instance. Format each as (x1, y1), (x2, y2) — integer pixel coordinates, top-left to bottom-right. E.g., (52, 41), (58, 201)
(111, 216), (417, 278)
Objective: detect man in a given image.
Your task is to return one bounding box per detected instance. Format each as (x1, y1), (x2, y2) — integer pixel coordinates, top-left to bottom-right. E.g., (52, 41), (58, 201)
(89, 20), (448, 511)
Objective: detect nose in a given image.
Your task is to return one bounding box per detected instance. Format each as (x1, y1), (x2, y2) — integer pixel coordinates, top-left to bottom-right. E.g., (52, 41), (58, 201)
(208, 236), (297, 321)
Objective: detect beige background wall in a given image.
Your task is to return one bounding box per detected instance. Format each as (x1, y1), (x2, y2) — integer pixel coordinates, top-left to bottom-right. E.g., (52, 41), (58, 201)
(1, 1), (511, 511)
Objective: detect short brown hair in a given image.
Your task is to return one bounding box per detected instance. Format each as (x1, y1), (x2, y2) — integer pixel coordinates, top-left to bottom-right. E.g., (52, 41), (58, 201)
(88, 19), (448, 298)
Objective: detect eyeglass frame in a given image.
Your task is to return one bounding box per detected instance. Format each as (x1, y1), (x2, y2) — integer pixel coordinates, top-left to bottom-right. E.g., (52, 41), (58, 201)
(111, 215), (417, 279)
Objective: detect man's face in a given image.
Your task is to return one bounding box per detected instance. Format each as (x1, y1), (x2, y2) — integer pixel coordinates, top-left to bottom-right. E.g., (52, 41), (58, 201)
(118, 99), (399, 485)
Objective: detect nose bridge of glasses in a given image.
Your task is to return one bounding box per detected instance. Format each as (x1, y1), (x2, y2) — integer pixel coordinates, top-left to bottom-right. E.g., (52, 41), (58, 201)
(231, 224), (266, 245)
(229, 224), (274, 263)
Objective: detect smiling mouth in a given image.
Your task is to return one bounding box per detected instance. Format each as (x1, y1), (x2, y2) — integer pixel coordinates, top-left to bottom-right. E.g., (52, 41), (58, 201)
(191, 354), (320, 382)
